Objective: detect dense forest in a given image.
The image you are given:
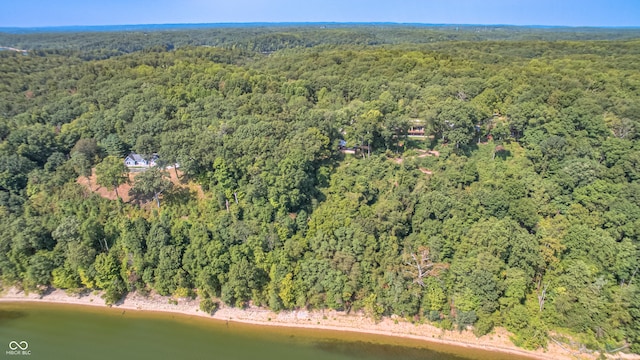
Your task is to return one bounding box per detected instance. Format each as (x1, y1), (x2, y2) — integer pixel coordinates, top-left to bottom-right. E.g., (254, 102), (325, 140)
(1, 27), (639, 355)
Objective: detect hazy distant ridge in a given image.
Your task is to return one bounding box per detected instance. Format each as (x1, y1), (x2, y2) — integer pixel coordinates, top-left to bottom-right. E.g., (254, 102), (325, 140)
(2, 22), (639, 34)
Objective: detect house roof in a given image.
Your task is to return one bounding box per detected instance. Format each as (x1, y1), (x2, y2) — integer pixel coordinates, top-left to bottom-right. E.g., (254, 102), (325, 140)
(127, 153), (146, 163)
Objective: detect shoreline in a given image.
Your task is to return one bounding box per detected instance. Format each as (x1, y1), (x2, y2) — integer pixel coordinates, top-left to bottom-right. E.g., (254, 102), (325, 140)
(0, 288), (620, 360)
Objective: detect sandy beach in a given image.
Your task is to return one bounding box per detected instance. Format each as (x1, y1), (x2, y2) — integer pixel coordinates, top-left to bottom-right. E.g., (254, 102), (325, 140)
(0, 287), (634, 360)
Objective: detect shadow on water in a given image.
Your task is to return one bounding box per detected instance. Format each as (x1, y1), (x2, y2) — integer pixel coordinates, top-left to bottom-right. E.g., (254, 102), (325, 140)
(0, 310), (27, 324)
(313, 340), (468, 360)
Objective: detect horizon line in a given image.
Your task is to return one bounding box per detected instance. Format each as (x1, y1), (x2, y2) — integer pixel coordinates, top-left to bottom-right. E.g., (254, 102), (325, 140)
(2, 21), (640, 32)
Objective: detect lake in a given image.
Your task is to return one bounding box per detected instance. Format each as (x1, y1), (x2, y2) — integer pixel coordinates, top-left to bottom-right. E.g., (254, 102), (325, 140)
(0, 302), (533, 360)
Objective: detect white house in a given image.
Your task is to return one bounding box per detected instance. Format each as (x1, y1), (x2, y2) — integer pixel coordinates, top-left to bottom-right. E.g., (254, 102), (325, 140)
(124, 153), (158, 167)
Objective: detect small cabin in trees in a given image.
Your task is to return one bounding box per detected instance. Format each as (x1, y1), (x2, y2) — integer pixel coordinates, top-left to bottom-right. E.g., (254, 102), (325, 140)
(124, 153), (158, 167)
(338, 139), (358, 155)
(407, 119), (426, 136)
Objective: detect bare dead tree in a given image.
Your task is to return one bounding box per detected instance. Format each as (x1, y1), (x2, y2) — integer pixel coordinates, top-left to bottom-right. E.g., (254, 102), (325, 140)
(99, 237), (109, 252)
(403, 246), (448, 287)
(536, 275), (548, 312)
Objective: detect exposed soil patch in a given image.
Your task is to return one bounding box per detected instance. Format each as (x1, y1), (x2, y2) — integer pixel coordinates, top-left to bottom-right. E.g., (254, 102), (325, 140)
(77, 167), (204, 203)
(416, 149), (440, 158)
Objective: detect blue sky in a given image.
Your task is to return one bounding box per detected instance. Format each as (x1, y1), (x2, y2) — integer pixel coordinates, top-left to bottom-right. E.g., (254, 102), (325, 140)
(1, 0), (639, 28)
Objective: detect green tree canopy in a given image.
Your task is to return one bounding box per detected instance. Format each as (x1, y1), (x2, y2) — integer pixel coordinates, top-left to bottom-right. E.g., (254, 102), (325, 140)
(95, 155), (129, 200)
